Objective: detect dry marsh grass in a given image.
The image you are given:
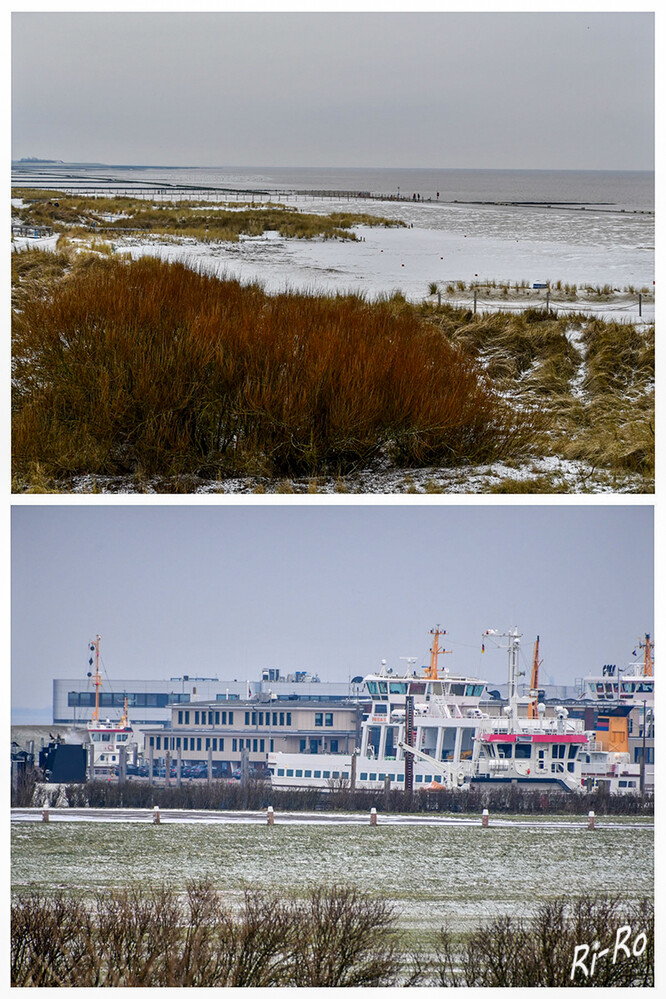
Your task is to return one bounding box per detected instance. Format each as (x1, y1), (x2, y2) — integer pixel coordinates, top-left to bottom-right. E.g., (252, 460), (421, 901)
(424, 302), (654, 482)
(12, 254), (536, 485)
(12, 190), (403, 243)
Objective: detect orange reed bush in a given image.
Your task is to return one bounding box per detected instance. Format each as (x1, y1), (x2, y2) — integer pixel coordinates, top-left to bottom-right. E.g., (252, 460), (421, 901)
(12, 256), (538, 481)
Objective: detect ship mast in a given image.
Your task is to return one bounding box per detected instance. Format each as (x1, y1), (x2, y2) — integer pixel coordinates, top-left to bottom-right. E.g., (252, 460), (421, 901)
(528, 635), (542, 719)
(639, 634), (653, 677)
(484, 627), (523, 726)
(424, 627), (451, 680)
(88, 635), (102, 723)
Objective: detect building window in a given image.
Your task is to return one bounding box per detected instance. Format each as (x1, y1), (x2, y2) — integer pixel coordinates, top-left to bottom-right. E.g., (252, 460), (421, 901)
(270, 739), (274, 751)
(259, 711), (264, 726)
(300, 739), (307, 751)
(197, 738), (202, 752)
(245, 711), (250, 725)
(286, 712), (292, 726)
(205, 738), (210, 751)
(279, 712), (285, 726)
(149, 736), (154, 748)
(273, 712), (278, 726)
(215, 711), (220, 725)
(184, 711), (190, 724)
(156, 737), (161, 750)
(228, 711), (234, 724)
(253, 739), (258, 752)
(195, 711), (200, 725)
(232, 739), (237, 752)
(178, 710), (183, 725)
(330, 739), (338, 753)
(325, 713), (333, 727)
(315, 713), (323, 727)
(252, 712), (257, 726)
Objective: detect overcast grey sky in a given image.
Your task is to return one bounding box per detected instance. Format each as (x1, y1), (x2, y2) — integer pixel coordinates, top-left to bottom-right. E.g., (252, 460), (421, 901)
(11, 11), (654, 170)
(11, 505), (653, 721)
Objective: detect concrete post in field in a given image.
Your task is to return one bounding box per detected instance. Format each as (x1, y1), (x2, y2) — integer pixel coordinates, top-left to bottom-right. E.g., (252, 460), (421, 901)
(546, 290), (550, 313)
(473, 289), (477, 314)
(87, 744), (96, 783)
(350, 752), (357, 791)
(384, 775), (391, 808)
(119, 745), (127, 784)
(153, 805), (161, 824)
(132, 744), (138, 768)
(176, 745), (182, 788)
(42, 806), (49, 823)
(267, 806), (275, 825)
(208, 745), (213, 784)
(481, 808), (489, 828)
(165, 751), (171, 787)
(370, 807), (377, 826)
(639, 293), (642, 317)
(148, 744), (154, 786)
(588, 810), (595, 831)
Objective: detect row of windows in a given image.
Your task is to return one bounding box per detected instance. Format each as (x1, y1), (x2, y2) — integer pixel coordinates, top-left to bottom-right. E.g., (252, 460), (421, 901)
(244, 710), (293, 727)
(176, 709), (299, 727)
(366, 680), (485, 698)
(150, 735), (273, 753)
(299, 739), (339, 753)
(274, 768), (440, 784)
(276, 768), (350, 779)
(69, 692), (189, 708)
(178, 709), (235, 726)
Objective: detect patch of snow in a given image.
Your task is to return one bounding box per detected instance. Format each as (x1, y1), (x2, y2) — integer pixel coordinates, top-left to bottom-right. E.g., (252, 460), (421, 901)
(115, 224), (653, 323)
(62, 455), (651, 496)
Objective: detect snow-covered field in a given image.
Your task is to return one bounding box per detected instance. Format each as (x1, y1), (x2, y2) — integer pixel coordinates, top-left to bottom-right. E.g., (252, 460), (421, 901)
(12, 190), (654, 320)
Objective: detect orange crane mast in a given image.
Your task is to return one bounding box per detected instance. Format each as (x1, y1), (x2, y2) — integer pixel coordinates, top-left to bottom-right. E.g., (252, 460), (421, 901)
(424, 627), (452, 680)
(528, 635), (542, 719)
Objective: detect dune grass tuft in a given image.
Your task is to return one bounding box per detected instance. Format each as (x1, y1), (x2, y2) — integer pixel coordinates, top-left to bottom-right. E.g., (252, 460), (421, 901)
(12, 255), (537, 485)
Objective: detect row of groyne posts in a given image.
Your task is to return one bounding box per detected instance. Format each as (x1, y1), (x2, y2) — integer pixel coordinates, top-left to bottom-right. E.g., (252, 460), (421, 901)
(40, 804), (601, 830)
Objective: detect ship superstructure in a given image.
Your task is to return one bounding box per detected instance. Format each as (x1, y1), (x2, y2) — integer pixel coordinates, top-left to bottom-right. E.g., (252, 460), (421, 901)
(86, 635), (136, 776)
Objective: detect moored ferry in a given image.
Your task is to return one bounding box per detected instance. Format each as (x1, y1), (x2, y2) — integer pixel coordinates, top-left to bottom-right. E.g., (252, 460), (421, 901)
(577, 634), (654, 794)
(86, 635), (136, 776)
(268, 627), (590, 793)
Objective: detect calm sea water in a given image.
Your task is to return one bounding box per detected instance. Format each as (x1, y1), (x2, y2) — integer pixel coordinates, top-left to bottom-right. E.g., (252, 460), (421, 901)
(11, 817), (654, 939)
(12, 162), (654, 212)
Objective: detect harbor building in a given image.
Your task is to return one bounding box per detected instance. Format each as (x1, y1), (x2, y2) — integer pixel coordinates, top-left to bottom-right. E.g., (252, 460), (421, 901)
(53, 671), (361, 727)
(141, 698), (362, 776)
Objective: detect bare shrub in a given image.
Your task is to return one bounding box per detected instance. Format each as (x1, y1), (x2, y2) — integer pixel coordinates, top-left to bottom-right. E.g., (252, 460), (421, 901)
(11, 881), (402, 987)
(432, 895), (653, 987)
